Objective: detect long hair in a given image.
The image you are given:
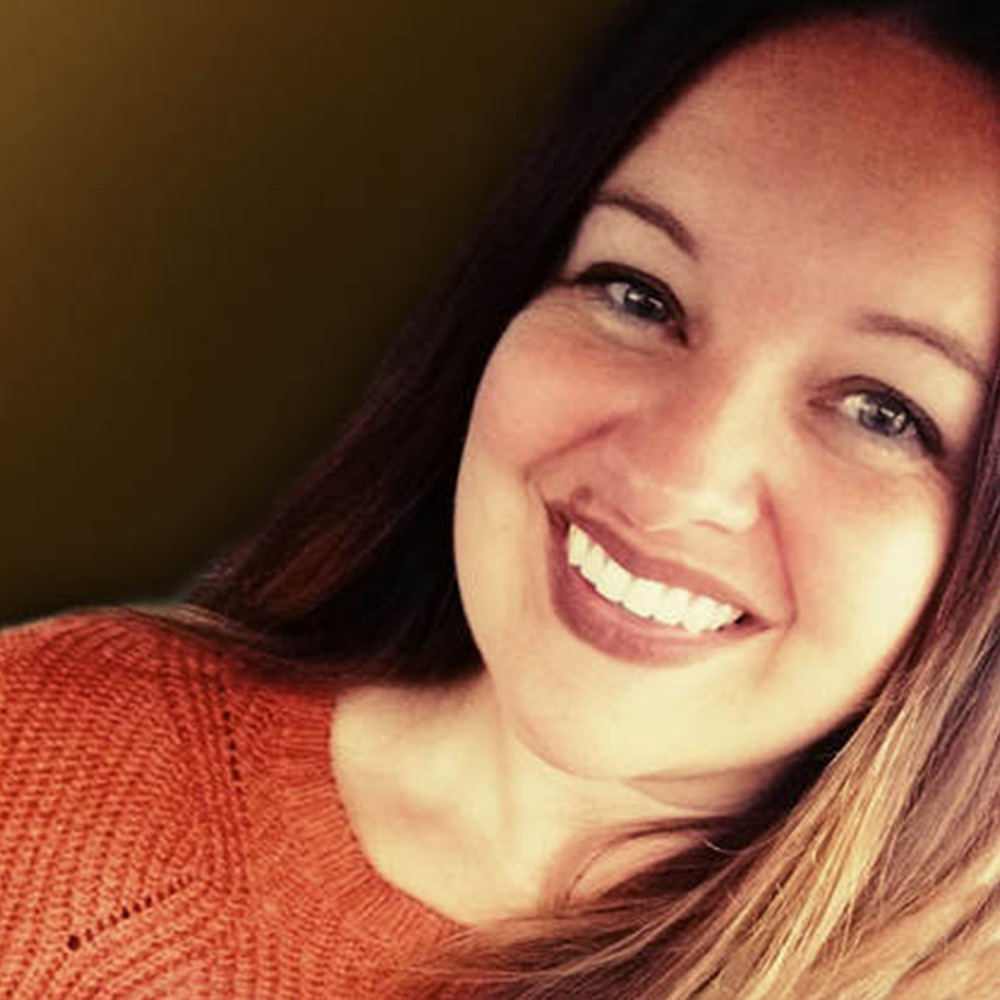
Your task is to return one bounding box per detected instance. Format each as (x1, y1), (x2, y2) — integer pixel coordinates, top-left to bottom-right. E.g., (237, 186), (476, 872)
(160, 0), (1000, 996)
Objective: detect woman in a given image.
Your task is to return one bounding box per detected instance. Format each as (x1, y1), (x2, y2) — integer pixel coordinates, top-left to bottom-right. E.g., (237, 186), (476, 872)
(1, 0), (998, 997)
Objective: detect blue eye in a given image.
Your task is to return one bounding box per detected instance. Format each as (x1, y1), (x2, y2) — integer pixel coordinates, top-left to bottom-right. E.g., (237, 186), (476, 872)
(572, 262), (686, 340)
(840, 388), (941, 455)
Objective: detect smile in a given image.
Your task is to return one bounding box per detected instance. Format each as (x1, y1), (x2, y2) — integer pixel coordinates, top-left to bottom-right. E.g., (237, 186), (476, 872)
(545, 507), (762, 666)
(568, 524), (744, 634)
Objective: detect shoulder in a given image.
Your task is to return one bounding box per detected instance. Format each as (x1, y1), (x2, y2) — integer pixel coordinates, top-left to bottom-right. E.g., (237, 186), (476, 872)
(0, 607), (248, 980)
(0, 606), (247, 733)
(0, 605), (252, 815)
(0, 604), (222, 687)
(0, 603), (243, 816)
(0, 607), (223, 679)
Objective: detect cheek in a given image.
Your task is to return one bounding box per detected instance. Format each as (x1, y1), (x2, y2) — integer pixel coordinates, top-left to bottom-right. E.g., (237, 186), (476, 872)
(780, 464), (953, 665)
(454, 309), (622, 655)
(467, 314), (604, 471)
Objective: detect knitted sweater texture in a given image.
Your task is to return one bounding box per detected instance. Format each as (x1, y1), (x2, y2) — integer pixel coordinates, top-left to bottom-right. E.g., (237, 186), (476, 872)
(0, 610), (458, 999)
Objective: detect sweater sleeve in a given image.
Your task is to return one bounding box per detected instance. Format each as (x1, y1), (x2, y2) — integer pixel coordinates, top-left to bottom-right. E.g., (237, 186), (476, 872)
(0, 610), (241, 998)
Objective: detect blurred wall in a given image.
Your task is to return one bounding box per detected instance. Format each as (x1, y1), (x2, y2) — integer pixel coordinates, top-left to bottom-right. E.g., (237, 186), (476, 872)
(0, 0), (620, 624)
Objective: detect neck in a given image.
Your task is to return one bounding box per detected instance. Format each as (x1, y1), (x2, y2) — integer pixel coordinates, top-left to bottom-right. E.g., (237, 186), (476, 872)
(333, 669), (786, 926)
(392, 671), (774, 920)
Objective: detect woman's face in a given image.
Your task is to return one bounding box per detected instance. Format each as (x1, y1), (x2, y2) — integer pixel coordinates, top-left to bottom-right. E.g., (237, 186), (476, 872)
(453, 19), (1000, 801)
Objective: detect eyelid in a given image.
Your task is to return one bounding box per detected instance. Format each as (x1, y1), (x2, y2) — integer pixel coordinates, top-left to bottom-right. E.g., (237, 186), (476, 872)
(569, 261), (687, 328)
(830, 377), (944, 456)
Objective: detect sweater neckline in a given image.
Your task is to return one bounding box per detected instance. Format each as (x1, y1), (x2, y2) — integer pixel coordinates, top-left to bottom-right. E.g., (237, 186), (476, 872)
(236, 666), (463, 943)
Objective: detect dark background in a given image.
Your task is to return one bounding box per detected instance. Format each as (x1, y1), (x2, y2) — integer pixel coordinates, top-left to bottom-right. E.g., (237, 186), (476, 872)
(1, 1), (619, 624)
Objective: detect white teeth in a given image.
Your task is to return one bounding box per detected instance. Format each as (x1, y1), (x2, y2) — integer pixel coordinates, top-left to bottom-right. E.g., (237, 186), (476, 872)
(621, 578), (664, 618)
(656, 587), (690, 626)
(713, 602), (741, 629)
(566, 523), (744, 634)
(595, 559), (631, 602)
(683, 595), (721, 633)
(568, 524), (588, 568)
(579, 543), (607, 585)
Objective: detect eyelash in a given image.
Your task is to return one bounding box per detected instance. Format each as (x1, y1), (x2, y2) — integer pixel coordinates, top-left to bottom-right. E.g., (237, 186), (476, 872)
(570, 262), (687, 342)
(829, 381), (943, 457)
(563, 261), (944, 459)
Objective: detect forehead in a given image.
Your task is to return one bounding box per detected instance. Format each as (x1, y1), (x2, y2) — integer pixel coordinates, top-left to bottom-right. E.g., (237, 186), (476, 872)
(618, 18), (1000, 219)
(601, 17), (1000, 365)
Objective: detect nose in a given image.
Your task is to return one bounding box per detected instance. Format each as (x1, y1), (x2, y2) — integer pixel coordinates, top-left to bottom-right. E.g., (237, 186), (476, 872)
(600, 372), (769, 535)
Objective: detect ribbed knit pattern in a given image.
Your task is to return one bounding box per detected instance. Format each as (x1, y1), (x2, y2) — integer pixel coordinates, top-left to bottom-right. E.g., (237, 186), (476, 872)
(0, 610), (459, 999)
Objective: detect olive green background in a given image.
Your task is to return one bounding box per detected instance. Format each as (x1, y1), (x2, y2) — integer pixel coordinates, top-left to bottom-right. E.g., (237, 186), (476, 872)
(1, 1), (620, 624)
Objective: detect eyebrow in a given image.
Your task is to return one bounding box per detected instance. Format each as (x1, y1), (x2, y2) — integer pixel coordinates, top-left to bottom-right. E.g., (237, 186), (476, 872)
(592, 188), (990, 387)
(593, 188), (700, 259)
(856, 312), (989, 387)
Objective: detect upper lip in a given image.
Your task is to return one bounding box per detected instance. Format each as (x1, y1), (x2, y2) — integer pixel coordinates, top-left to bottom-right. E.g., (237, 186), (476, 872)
(549, 503), (770, 623)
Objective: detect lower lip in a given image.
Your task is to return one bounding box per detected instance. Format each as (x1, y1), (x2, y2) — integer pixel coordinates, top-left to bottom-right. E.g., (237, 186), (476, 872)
(546, 510), (759, 666)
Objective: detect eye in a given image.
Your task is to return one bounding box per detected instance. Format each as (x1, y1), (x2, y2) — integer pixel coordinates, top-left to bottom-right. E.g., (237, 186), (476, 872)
(838, 385), (942, 456)
(571, 262), (686, 341)
(606, 278), (670, 321)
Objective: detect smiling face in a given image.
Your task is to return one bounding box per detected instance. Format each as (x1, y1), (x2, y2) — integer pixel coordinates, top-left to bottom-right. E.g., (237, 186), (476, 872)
(452, 19), (1000, 801)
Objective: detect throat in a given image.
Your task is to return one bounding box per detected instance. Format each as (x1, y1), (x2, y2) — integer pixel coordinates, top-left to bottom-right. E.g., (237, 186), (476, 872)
(330, 675), (694, 925)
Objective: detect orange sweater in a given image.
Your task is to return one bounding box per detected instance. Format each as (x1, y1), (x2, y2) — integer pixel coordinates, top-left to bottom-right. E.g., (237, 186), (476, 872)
(0, 610), (458, 999)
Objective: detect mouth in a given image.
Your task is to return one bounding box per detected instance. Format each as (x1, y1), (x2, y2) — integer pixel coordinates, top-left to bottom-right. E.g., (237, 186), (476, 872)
(546, 507), (765, 665)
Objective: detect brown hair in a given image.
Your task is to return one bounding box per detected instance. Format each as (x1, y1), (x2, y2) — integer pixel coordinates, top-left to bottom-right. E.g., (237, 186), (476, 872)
(153, 0), (1000, 995)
